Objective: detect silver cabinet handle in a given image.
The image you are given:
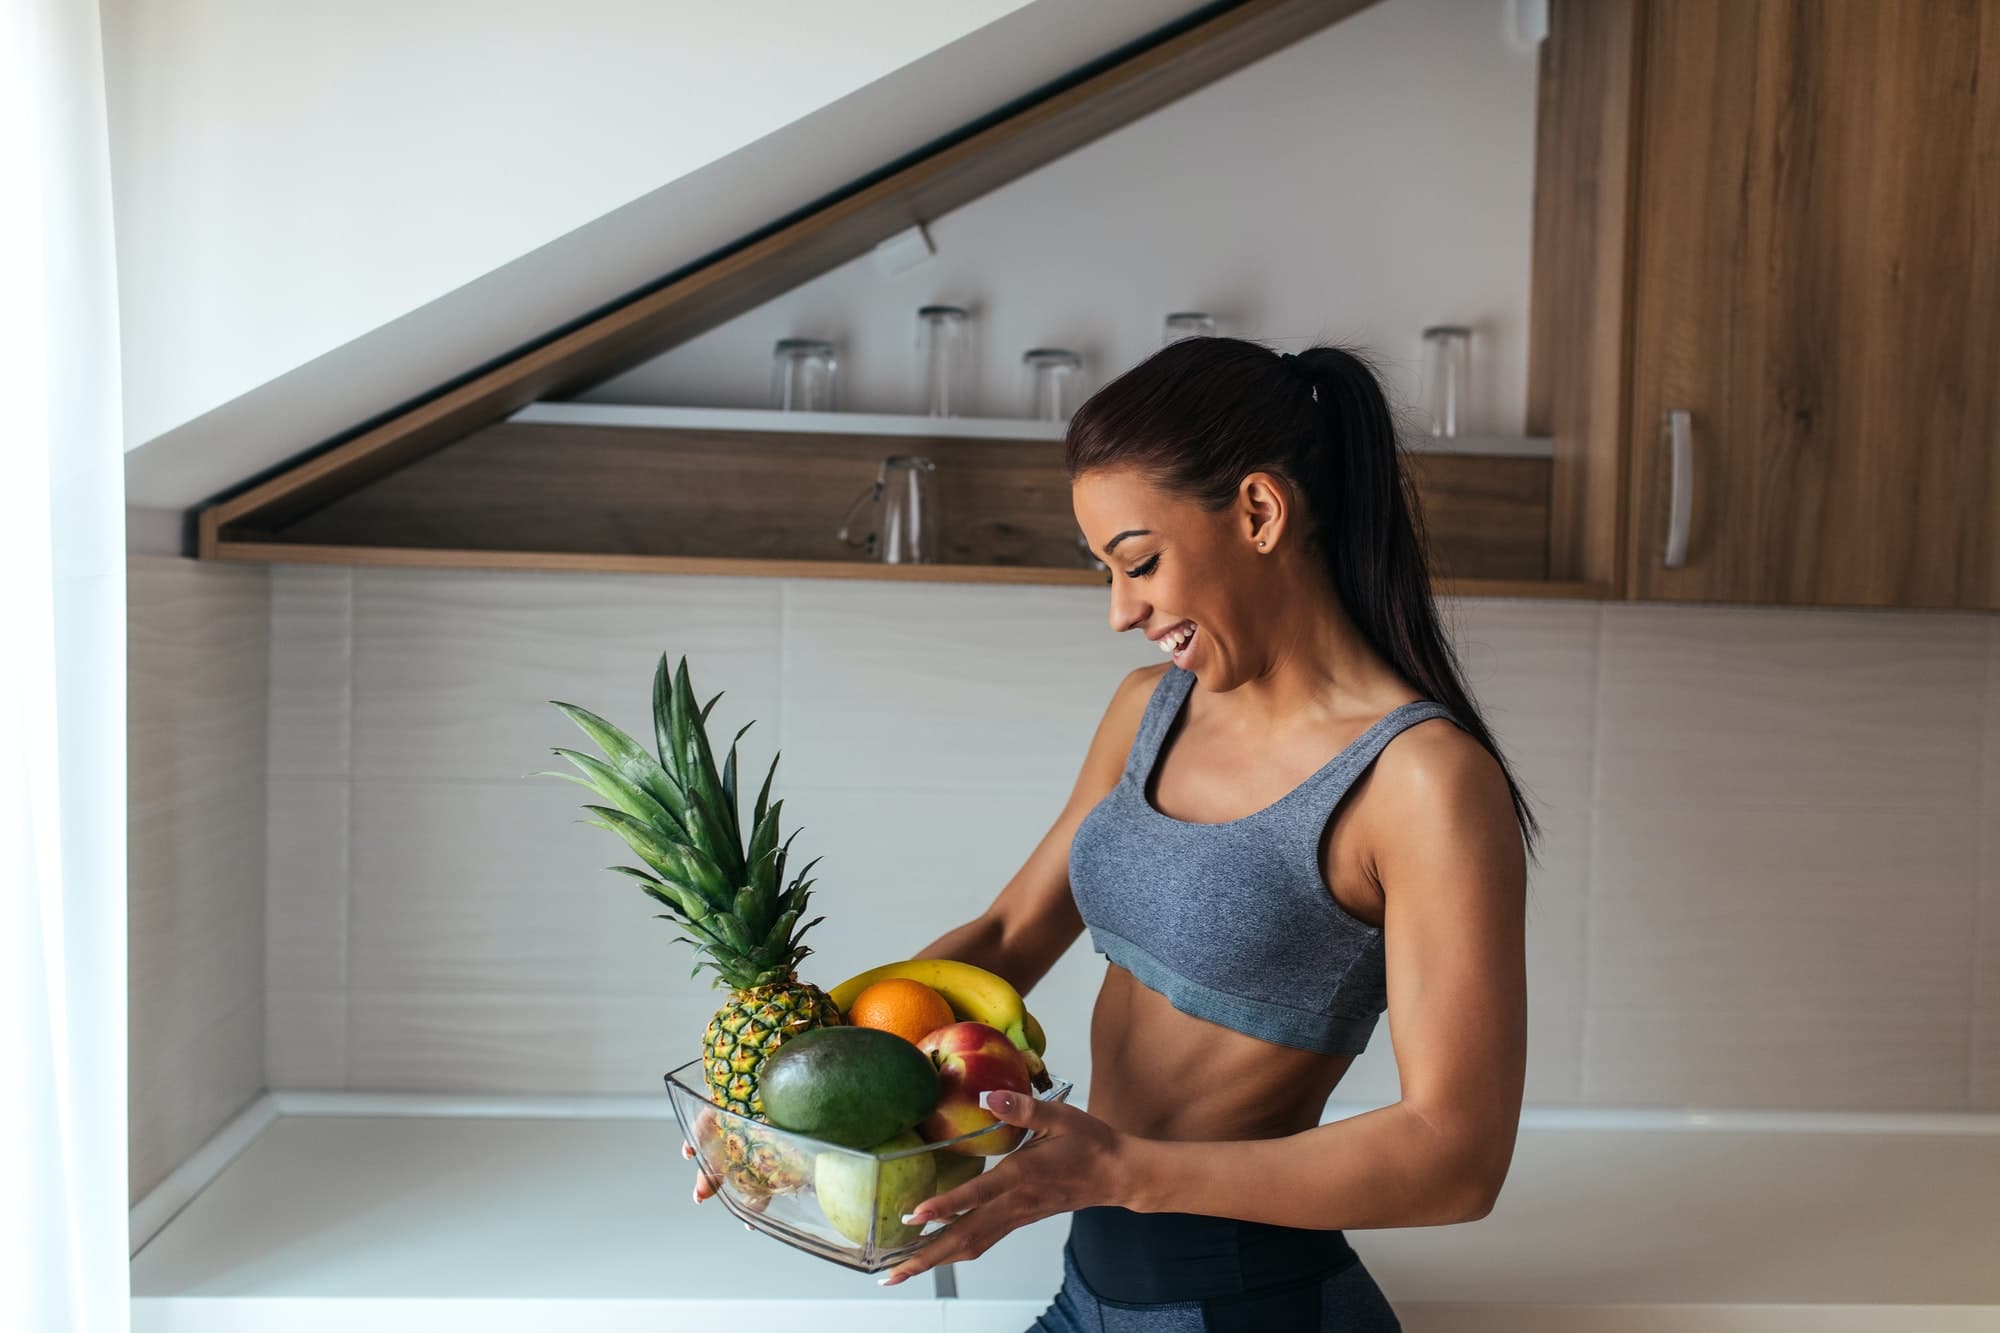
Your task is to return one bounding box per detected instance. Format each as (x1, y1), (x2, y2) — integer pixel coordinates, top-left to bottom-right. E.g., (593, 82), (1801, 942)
(1663, 409), (1693, 569)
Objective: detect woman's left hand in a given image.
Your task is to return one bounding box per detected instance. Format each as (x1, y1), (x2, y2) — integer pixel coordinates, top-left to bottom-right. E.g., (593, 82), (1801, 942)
(877, 1089), (1142, 1287)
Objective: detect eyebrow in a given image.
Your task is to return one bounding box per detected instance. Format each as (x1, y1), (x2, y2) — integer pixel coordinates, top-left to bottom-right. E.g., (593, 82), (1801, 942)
(1103, 529), (1154, 555)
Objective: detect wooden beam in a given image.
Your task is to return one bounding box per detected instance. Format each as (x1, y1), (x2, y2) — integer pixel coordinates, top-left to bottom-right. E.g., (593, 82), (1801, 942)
(198, 0), (1380, 553)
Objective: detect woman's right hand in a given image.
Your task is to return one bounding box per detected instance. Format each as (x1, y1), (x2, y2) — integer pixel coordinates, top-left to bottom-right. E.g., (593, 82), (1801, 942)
(681, 1106), (723, 1204)
(681, 1107), (772, 1226)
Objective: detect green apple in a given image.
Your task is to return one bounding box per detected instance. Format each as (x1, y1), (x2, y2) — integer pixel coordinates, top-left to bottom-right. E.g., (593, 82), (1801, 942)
(814, 1130), (937, 1248)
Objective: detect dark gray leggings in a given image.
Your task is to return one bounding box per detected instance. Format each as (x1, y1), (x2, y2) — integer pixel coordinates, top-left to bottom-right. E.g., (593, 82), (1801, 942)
(1028, 1208), (1402, 1332)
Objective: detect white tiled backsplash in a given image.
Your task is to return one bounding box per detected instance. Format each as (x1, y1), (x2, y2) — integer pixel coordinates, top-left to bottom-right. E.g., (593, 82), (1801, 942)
(254, 565), (2000, 1112)
(129, 557), (2000, 1203)
(128, 558), (269, 1200)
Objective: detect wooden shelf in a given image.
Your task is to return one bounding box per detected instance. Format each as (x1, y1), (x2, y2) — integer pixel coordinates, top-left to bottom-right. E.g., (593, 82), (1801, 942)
(206, 401), (1578, 596)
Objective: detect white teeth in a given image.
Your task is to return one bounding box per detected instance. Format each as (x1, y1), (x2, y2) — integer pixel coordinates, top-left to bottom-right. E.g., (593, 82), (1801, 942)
(1157, 622), (1196, 654)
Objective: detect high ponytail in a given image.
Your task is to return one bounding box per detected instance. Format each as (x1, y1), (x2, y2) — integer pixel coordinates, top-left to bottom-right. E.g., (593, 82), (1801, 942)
(1064, 336), (1541, 860)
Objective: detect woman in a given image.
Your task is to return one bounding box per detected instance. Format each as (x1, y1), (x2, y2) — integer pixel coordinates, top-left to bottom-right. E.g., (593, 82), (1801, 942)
(694, 338), (1533, 1330)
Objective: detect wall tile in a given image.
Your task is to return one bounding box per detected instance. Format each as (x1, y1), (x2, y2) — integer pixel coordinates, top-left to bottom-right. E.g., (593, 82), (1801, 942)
(772, 781), (1102, 1100)
(265, 990), (347, 1089)
(1585, 802), (1980, 1108)
(128, 993), (265, 1202)
(1596, 604), (1987, 812)
(128, 557), (268, 1202)
(780, 579), (1157, 792)
(1441, 598), (1599, 802)
(1584, 1003), (1972, 1110)
(273, 567), (2000, 1116)
(267, 565), (352, 777)
(1973, 620), (1999, 1105)
(346, 992), (692, 1094)
(129, 794), (267, 1046)
(266, 776), (347, 993)
(348, 777), (718, 1013)
(129, 558), (269, 815)
(351, 567), (782, 782)
(766, 783), (1070, 983)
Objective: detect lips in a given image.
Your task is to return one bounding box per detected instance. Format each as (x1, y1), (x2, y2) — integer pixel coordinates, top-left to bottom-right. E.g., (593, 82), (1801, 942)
(1155, 621), (1197, 662)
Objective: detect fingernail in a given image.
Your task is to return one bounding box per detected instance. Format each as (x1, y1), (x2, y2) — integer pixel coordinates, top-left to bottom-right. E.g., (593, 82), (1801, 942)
(901, 1212), (924, 1225)
(877, 1274), (897, 1286)
(979, 1090), (1011, 1112)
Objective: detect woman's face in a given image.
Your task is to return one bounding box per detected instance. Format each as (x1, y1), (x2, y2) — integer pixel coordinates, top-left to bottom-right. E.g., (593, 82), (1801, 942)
(1072, 465), (1293, 687)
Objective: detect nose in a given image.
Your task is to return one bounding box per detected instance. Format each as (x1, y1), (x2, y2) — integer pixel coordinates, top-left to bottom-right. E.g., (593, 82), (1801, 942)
(1108, 574), (1150, 636)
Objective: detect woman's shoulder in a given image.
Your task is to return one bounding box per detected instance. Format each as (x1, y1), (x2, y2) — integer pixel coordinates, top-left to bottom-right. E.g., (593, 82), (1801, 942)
(1366, 710), (1511, 831)
(1116, 661), (1175, 701)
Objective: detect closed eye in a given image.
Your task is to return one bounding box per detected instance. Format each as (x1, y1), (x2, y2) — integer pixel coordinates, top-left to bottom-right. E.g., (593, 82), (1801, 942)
(1125, 554), (1160, 579)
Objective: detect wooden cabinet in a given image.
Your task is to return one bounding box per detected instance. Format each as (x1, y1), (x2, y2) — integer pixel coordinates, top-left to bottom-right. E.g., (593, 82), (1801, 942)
(1619, 0), (2000, 609)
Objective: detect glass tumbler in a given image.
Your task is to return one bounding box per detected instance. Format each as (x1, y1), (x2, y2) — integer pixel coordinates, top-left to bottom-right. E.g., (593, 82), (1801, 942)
(837, 455), (939, 564)
(1420, 325), (1471, 438)
(1022, 348), (1083, 422)
(1162, 311), (1216, 345)
(770, 338), (837, 412)
(917, 305), (973, 416)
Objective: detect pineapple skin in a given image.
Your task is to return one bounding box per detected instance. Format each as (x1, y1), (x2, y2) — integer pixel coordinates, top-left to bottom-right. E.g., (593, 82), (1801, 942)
(703, 976), (843, 1195)
(702, 975), (844, 1116)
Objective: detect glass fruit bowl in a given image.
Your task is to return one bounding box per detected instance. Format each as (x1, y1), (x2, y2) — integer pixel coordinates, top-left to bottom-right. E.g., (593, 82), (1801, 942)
(664, 1057), (1073, 1273)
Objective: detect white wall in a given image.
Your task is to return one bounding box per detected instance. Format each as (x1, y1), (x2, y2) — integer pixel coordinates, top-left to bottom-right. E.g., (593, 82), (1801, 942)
(98, 0), (1038, 450)
(127, 558), (269, 1202)
(262, 566), (2000, 1114)
(591, 0), (1537, 434)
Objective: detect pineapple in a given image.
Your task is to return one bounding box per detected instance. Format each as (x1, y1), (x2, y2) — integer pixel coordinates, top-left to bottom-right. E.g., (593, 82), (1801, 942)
(547, 653), (840, 1188)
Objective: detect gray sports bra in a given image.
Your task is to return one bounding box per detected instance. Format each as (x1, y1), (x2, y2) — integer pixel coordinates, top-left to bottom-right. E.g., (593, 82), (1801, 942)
(1068, 664), (1462, 1055)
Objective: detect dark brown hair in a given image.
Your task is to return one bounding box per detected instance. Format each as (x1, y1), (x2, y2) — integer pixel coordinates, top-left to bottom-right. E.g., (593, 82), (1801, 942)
(1064, 336), (1540, 858)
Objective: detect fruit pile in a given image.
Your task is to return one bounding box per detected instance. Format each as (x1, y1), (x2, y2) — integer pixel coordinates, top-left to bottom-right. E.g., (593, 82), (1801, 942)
(547, 654), (1057, 1251)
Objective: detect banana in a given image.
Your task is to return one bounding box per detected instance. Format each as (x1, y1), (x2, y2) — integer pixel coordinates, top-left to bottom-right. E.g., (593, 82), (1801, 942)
(1022, 1008), (1047, 1056)
(830, 958), (1032, 1053)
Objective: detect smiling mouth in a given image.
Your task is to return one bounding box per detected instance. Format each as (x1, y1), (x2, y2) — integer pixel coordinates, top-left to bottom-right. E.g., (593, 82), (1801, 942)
(1156, 622), (1197, 663)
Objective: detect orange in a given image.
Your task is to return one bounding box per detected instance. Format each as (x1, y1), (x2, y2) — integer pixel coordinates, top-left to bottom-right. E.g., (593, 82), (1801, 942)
(846, 978), (957, 1048)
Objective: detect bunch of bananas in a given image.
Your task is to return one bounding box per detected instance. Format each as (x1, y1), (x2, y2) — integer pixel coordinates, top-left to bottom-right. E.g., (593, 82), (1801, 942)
(829, 958), (1050, 1090)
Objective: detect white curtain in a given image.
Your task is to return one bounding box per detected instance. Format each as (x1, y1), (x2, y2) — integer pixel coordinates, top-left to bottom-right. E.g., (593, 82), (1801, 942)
(1, 0), (131, 1328)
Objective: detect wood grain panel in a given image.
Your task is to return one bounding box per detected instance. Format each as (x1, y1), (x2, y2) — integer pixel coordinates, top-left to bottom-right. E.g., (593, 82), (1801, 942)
(1626, 0), (2000, 608)
(275, 423), (1092, 569)
(195, 0), (1381, 548)
(1526, 0), (1644, 591)
(1405, 453), (1553, 583)
(254, 422), (1550, 583)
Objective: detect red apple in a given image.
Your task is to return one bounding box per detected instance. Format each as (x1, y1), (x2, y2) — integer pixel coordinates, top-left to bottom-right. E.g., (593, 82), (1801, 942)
(916, 1021), (1033, 1156)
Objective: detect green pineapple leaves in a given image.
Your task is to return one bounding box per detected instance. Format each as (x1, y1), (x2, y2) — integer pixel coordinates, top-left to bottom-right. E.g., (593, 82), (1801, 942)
(549, 652), (825, 991)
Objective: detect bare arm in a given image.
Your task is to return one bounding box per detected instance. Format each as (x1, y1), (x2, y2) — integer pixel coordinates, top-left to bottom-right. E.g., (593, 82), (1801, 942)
(1118, 721), (1528, 1227)
(913, 665), (1164, 998)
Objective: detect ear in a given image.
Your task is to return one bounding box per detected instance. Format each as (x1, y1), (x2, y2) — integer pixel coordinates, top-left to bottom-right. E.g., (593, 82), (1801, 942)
(1237, 472), (1291, 552)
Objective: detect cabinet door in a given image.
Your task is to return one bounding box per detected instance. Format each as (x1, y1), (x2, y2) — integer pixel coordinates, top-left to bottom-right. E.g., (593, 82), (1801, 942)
(1625, 0), (2000, 608)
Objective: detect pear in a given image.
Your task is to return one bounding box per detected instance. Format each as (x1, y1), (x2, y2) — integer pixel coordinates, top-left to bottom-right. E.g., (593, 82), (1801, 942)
(814, 1129), (937, 1249)
(933, 1150), (984, 1195)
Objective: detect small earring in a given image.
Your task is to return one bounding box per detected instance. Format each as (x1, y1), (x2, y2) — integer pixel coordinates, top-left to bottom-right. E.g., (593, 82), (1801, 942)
(1257, 541), (1267, 549)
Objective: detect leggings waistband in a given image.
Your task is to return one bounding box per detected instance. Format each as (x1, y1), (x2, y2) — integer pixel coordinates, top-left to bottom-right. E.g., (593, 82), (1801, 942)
(1067, 1205), (1359, 1304)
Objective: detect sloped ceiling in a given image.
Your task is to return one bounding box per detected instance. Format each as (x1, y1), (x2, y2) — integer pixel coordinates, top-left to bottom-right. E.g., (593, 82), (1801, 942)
(120, 0), (1218, 509)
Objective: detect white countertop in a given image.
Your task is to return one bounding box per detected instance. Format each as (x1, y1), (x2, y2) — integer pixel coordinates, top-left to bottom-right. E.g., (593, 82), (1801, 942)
(132, 1108), (2000, 1332)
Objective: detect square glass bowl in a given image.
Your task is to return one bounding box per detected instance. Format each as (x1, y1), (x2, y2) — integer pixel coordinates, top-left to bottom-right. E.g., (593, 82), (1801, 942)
(664, 1057), (1072, 1272)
